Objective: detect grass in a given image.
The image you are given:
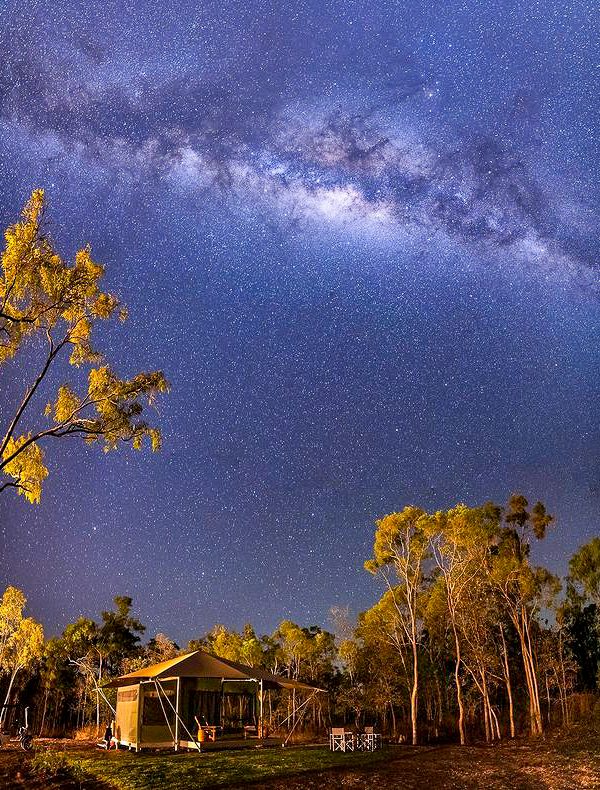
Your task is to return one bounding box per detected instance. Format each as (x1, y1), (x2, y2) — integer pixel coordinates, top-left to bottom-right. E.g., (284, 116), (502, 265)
(61, 745), (393, 789)
(6, 725), (599, 789)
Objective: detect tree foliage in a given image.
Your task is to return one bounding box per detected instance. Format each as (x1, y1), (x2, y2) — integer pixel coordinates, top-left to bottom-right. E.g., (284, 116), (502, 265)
(0, 586), (44, 727)
(569, 537), (600, 605)
(0, 191), (169, 502)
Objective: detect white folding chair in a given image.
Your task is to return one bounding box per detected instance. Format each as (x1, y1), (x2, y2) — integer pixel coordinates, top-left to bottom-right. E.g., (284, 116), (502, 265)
(363, 726), (382, 751)
(330, 727), (354, 752)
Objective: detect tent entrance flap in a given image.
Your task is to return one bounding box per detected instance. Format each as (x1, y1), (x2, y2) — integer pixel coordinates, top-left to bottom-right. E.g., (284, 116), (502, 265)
(138, 680), (176, 746)
(115, 685), (138, 745)
(155, 679), (201, 752)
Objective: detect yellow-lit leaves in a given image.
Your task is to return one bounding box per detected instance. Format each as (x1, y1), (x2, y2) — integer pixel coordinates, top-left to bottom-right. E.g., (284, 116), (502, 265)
(0, 586), (27, 640)
(132, 429), (162, 452)
(0, 586), (44, 675)
(91, 292), (119, 320)
(2, 435), (48, 504)
(84, 366), (168, 453)
(0, 192), (169, 504)
(367, 506), (428, 572)
(1, 190), (45, 301)
(52, 386), (81, 423)
(6, 617), (44, 671)
(0, 191), (124, 366)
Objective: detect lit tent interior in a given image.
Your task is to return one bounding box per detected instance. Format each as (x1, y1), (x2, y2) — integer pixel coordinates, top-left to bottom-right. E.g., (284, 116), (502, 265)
(105, 649), (323, 751)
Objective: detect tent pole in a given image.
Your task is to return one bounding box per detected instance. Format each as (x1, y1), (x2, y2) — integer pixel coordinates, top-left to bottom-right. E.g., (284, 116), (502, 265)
(221, 680), (224, 731)
(155, 679), (201, 753)
(175, 678), (180, 752)
(136, 684), (143, 752)
(283, 690), (319, 747)
(277, 691), (320, 735)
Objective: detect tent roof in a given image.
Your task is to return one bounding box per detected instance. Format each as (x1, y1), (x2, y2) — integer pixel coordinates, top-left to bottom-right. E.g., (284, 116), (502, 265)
(106, 649), (323, 692)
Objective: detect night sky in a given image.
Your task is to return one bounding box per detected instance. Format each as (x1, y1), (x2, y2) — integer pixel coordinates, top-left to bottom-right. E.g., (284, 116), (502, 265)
(0, 0), (598, 644)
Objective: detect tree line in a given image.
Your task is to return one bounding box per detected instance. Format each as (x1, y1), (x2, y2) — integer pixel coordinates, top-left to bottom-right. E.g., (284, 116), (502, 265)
(1, 499), (598, 743)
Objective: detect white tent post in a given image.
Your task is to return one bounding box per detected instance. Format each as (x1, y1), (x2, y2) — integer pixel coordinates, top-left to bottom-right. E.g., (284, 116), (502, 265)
(175, 678), (180, 751)
(136, 683), (144, 752)
(259, 679), (264, 738)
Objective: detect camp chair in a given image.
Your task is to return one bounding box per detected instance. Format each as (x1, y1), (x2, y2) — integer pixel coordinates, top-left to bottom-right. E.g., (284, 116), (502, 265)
(362, 726), (382, 751)
(355, 730), (366, 751)
(329, 727), (354, 752)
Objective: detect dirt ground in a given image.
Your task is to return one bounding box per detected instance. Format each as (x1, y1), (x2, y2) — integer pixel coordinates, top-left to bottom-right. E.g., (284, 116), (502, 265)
(236, 728), (600, 790)
(0, 727), (599, 790)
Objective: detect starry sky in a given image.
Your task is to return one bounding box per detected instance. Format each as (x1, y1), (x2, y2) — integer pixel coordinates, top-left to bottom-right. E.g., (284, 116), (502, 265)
(0, 0), (598, 643)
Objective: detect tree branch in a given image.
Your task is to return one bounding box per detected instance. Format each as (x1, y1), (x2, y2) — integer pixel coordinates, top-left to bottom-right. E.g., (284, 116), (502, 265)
(0, 480), (30, 495)
(0, 329), (73, 458)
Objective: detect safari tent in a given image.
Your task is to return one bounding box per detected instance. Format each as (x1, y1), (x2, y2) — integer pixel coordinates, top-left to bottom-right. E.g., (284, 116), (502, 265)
(105, 649), (322, 751)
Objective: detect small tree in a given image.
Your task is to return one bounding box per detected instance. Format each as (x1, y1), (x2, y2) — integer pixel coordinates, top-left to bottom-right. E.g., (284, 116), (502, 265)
(0, 587), (44, 727)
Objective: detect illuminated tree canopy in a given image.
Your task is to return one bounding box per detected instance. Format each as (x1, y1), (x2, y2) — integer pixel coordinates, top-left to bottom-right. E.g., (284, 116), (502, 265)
(0, 191), (169, 503)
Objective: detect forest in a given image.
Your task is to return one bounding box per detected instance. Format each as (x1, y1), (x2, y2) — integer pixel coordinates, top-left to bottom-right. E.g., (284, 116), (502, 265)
(1, 495), (599, 746)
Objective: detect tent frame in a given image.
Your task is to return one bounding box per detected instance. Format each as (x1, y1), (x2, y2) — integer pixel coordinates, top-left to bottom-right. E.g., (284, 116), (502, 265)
(123, 676), (263, 752)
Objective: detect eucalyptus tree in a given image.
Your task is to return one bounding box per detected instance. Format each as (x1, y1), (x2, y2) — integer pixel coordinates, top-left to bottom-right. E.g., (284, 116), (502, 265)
(191, 623), (266, 668)
(0, 190), (168, 503)
(272, 620), (312, 680)
(65, 597), (144, 732)
(0, 587), (44, 727)
(351, 609), (406, 736)
(456, 568), (507, 742)
(569, 537), (600, 605)
(97, 596), (145, 677)
(365, 506), (431, 745)
(563, 538), (600, 691)
(489, 495), (558, 736)
(424, 503), (500, 744)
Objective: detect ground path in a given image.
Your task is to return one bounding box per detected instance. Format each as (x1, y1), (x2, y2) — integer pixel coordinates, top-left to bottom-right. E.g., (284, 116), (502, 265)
(234, 733), (600, 790)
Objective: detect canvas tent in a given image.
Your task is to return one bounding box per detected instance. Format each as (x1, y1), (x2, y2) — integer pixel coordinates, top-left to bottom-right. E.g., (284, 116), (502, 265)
(105, 649), (322, 751)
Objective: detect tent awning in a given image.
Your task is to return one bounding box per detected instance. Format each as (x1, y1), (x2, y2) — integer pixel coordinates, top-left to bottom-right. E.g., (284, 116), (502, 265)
(105, 649), (325, 693)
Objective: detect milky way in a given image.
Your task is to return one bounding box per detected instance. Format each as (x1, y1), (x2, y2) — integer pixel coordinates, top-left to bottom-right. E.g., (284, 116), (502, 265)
(1, 50), (596, 287)
(0, 0), (598, 641)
